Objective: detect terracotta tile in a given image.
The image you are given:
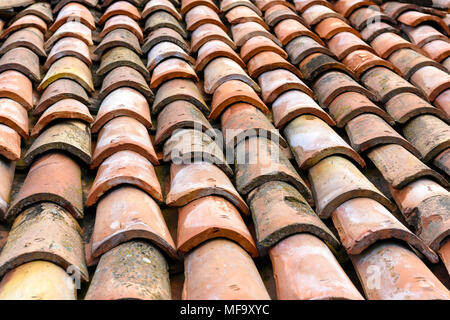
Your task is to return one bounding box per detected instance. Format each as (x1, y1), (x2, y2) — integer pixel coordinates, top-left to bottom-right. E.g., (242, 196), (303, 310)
(203, 57), (260, 94)
(439, 240), (450, 276)
(334, 0), (376, 17)
(315, 17), (360, 40)
(211, 80), (268, 119)
(434, 148), (450, 176)
(361, 67), (427, 103)
(0, 124), (20, 161)
(240, 36), (288, 63)
(196, 40), (245, 72)
(435, 89), (450, 117)
(91, 186), (176, 259)
(249, 178), (338, 247)
(177, 196), (257, 256)
(92, 116), (158, 168)
(8, 2), (53, 24)
(308, 156), (394, 218)
(148, 41), (195, 72)
(410, 66), (450, 101)
(0, 261), (76, 300)
(143, 0), (182, 21)
(351, 242), (450, 300)
(181, 0), (219, 14)
(143, 27), (190, 54)
(231, 21), (282, 47)
(144, 11), (187, 37)
(24, 120), (91, 165)
(92, 88), (151, 134)
(94, 28), (141, 56)
(0, 15), (47, 39)
(49, 3), (95, 32)
(329, 91), (394, 128)
(155, 100), (213, 146)
(150, 58), (198, 89)
(299, 52), (354, 82)
(163, 129), (232, 177)
(221, 103), (287, 149)
(259, 69), (313, 103)
(422, 39), (450, 62)
(349, 6), (395, 31)
(99, 66), (153, 101)
(0, 0), (35, 10)
(52, 0), (97, 13)
(98, 1), (141, 25)
(274, 18), (324, 46)
(38, 56), (94, 93)
(45, 21), (93, 51)
(293, 0), (332, 12)
(103, 0), (140, 7)
(284, 114), (365, 169)
(333, 197), (437, 261)
(381, 1), (417, 20)
(221, 0), (263, 16)
(190, 23), (236, 52)
(247, 51), (303, 78)
(390, 178), (448, 221)
(0, 99), (27, 140)
(255, 0), (295, 12)
(369, 143), (448, 189)
(272, 90), (334, 129)
(7, 152), (83, 220)
(185, 5), (226, 32)
(0, 203), (87, 281)
(100, 15), (144, 43)
(0, 70), (33, 110)
(225, 6), (269, 28)
(360, 21), (399, 43)
(182, 239), (270, 300)
(98, 48), (149, 80)
(370, 32), (422, 59)
(85, 241), (171, 300)
(152, 79), (209, 115)
(328, 32), (375, 61)
(265, 4), (304, 27)
(166, 162), (249, 215)
(234, 137), (312, 201)
(0, 158), (14, 218)
(285, 35), (333, 64)
(388, 48), (445, 81)
(403, 115), (450, 162)
(313, 71), (376, 107)
(31, 99), (92, 137)
(87, 150), (162, 206)
(34, 79), (89, 116)
(269, 233), (364, 300)
(345, 113), (420, 156)
(302, 4), (345, 27)
(44, 37), (91, 70)
(398, 10), (449, 35)
(403, 25), (448, 48)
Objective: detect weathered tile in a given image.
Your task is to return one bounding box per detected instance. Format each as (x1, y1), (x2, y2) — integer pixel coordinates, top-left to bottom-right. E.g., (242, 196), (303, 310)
(398, 10), (449, 35)
(177, 196), (257, 256)
(435, 89), (450, 117)
(274, 18), (323, 45)
(225, 5), (269, 27)
(144, 11), (186, 37)
(308, 156), (394, 218)
(315, 17), (360, 40)
(185, 5), (226, 32)
(240, 35), (287, 63)
(182, 239), (270, 299)
(351, 242), (450, 299)
(0, 261), (76, 300)
(0, 98), (29, 139)
(150, 58), (198, 89)
(255, 0), (295, 12)
(196, 40), (245, 72)
(190, 23), (236, 52)
(247, 51), (303, 78)
(49, 2), (95, 31)
(410, 66), (450, 101)
(265, 4), (303, 27)
(85, 241), (171, 300)
(143, 27), (190, 54)
(231, 21), (282, 47)
(45, 21), (93, 50)
(24, 121), (91, 165)
(0, 15), (47, 39)
(285, 35), (333, 64)
(302, 4), (345, 27)
(100, 15), (144, 43)
(148, 41), (195, 72)
(433, 148), (450, 177)
(97, 46), (149, 78)
(360, 21), (399, 43)
(0, 70), (33, 110)
(249, 180), (339, 248)
(335, 0), (376, 17)
(293, 0), (333, 13)
(52, 0), (97, 13)
(182, 0), (219, 14)
(299, 52), (354, 81)
(92, 88), (151, 134)
(94, 28), (141, 56)
(166, 162), (249, 215)
(370, 32), (421, 59)
(44, 37), (91, 70)
(92, 116), (158, 168)
(403, 25), (448, 48)
(98, 1), (141, 25)
(328, 32), (375, 60)
(221, 0), (262, 16)
(87, 150), (162, 206)
(0, 202), (87, 281)
(269, 234), (364, 300)
(211, 80), (268, 119)
(0, 124), (20, 161)
(8, 2), (53, 24)
(284, 115), (365, 169)
(0, 158), (14, 219)
(143, 0), (182, 21)
(422, 39), (450, 62)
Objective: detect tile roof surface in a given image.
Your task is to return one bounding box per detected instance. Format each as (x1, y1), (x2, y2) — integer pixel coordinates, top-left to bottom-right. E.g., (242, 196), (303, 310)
(0, 0), (447, 300)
